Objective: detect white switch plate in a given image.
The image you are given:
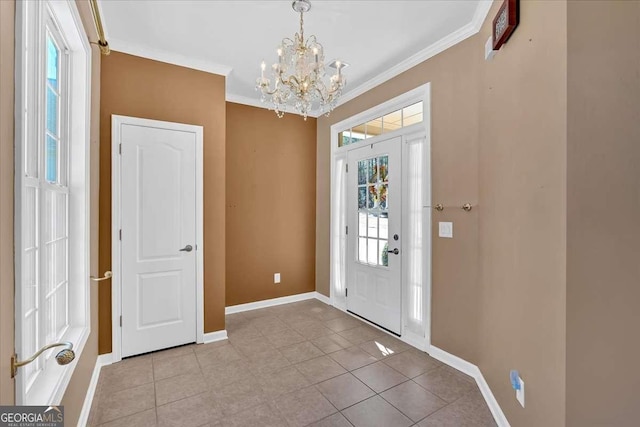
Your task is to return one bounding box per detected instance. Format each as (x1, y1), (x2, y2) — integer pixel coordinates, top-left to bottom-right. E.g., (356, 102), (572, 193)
(485, 35), (497, 61)
(274, 273), (281, 284)
(439, 222), (453, 238)
(516, 377), (525, 407)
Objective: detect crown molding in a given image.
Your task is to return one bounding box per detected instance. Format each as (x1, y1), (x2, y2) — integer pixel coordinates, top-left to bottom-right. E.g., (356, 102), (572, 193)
(108, 37), (232, 76)
(226, 93), (322, 118)
(226, 0), (491, 116)
(97, 0), (232, 75)
(101, 0), (491, 113)
(471, 0), (494, 31)
(334, 0), (492, 108)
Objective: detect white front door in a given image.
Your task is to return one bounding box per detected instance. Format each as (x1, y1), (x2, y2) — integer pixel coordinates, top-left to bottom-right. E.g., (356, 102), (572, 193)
(346, 137), (402, 334)
(119, 117), (199, 357)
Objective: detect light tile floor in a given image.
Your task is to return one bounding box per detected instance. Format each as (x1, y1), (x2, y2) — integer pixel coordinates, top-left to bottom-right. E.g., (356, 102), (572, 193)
(87, 299), (496, 427)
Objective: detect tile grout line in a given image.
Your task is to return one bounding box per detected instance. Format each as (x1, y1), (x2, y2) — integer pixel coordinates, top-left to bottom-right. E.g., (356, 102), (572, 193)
(376, 378), (450, 424)
(95, 301), (490, 426)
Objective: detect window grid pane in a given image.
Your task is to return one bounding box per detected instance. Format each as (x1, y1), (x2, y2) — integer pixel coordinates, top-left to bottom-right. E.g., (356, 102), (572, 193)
(356, 155), (390, 267)
(45, 32), (61, 185)
(20, 8), (76, 399)
(338, 102), (423, 147)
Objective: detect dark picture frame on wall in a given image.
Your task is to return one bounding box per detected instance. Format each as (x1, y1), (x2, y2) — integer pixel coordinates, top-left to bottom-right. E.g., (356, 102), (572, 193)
(492, 0), (519, 50)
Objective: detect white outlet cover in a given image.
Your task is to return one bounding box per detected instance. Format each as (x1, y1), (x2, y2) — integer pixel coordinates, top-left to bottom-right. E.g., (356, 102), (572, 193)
(438, 222), (453, 238)
(516, 377), (525, 408)
(274, 273), (281, 284)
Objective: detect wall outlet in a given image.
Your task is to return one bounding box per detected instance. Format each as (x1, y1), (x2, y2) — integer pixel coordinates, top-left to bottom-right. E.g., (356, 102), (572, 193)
(274, 273), (281, 284)
(438, 222), (453, 238)
(516, 377), (525, 408)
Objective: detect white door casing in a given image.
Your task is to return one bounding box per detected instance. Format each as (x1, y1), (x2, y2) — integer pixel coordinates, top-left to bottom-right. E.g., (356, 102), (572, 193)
(112, 116), (204, 359)
(330, 84), (431, 350)
(346, 137), (402, 334)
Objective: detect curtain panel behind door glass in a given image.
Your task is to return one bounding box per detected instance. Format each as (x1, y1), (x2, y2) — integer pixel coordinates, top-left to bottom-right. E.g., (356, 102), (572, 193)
(405, 138), (425, 335)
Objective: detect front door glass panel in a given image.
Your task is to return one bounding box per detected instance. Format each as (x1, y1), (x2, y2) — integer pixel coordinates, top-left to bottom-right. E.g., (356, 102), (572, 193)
(356, 155), (389, 267)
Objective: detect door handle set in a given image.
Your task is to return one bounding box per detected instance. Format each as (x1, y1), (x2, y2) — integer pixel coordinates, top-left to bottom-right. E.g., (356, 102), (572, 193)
(387, 248), (399, 255)
(90, 271), (112, 282)
(179, 245), (193, 252)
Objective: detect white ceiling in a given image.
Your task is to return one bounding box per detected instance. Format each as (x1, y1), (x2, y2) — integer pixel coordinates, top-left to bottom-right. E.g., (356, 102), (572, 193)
(99, 1), (490, 113)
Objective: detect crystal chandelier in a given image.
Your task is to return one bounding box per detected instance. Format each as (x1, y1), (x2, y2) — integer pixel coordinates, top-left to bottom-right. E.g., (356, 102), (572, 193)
(256, 0), (347, 120)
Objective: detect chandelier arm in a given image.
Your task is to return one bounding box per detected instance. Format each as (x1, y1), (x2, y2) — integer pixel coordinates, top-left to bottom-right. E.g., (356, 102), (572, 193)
(261, 86), (280, 96)
(278, 73), (290, 87)
(287, 75), (301, 89)
(314, 87), (328, 103)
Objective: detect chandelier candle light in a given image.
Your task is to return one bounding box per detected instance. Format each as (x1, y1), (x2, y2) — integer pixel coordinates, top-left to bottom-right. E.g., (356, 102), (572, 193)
(256, 0), (347, 120)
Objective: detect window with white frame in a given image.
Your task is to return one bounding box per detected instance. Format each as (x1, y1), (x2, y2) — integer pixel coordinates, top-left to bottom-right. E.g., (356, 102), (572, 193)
(337, 101), (424, 147)
(16, 0), (91, 405)
(331, 85), (431, 344)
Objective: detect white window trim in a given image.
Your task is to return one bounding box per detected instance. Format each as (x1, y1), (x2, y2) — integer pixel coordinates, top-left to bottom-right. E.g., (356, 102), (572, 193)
(329, 84), (432, 350)
(14, 0), (91, 405)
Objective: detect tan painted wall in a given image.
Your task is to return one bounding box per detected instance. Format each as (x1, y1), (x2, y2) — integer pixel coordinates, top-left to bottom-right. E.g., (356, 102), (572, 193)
(566, 1), (640, 425)
(226, 103), (316, 306)
(477, 1), (567, 425)
(316, 0), (567, 424)
(99, 52), (226, 353)
(0, 0), (16, 406)
(317, 30), (482, 363)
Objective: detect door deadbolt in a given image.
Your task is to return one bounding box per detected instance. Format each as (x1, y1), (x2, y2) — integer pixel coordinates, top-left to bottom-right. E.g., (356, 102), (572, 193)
(393, 234), (399, 241)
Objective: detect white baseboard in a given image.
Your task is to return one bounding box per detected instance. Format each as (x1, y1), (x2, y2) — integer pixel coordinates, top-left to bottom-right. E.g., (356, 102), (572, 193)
(428, 345), (511, 427)
(400, 329), (429, 352)
(225, 291), (318, 314)
(314, 291), (331, 305)
(428, 345), (478, 377)
(203, 330), (228, 344)
(77, 353), (113, 427)
(310, 293), (510, 427)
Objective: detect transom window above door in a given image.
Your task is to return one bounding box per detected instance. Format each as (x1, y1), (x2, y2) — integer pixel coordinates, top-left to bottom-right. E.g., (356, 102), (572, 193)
(338, 101), (423, 147)
(357, 155), (389, 267)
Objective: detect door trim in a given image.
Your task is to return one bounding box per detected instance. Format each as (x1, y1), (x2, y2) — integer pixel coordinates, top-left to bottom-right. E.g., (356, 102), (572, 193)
(111, 115), (204, 362)
(329, 83), (432, 350)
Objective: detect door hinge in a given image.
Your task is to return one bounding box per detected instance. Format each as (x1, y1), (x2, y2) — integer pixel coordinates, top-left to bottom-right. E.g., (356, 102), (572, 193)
(346, 164), (349, 173)
(345, 288), (348, 297)
(119, 229), (122, 241)
(119, 315), (122, 327)
(346, 226), (348, 235)
(119, 143), (122, 155)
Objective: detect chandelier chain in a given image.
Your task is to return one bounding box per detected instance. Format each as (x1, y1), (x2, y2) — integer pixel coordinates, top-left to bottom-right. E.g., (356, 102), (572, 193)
(299, 11), (304, 43)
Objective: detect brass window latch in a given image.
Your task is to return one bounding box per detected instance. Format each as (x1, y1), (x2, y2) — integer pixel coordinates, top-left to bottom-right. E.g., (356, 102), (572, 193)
(11, 342), (75, 378)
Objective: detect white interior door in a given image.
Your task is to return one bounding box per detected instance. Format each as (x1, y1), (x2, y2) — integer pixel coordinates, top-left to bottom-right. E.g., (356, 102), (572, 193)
(347, 137), (402, 334)
(119, 117), (199, 357)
